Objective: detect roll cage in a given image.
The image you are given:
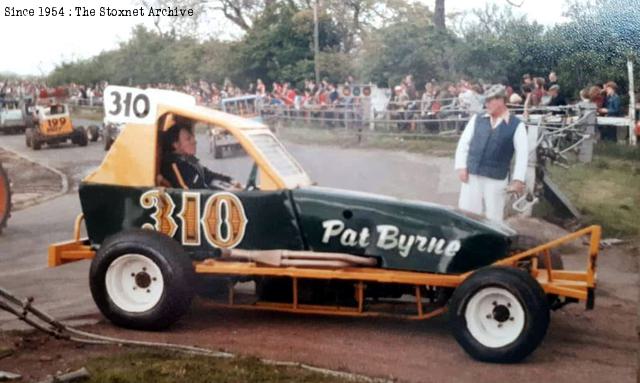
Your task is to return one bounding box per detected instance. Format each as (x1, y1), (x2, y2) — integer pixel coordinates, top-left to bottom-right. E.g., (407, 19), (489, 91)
(84, 100), (311, 190)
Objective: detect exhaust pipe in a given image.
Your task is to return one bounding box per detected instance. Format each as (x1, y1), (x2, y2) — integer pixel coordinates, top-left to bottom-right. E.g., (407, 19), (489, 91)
(220, 249), (377, 268)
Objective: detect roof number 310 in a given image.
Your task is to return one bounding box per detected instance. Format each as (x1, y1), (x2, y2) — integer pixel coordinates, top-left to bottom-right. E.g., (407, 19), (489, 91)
(107, 90), (150, 119)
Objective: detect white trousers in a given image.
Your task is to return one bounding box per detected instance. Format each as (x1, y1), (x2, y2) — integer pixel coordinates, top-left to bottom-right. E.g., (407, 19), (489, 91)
(458, 174), (508, 223)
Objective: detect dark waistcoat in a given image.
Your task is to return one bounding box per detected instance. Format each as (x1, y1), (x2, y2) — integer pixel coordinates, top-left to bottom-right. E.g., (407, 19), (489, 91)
(467, 114), (520, 180)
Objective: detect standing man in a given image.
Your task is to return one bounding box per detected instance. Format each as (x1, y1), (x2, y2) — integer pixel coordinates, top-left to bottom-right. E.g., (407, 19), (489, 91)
(547, 71), (558, 89)
(598, 81), (623, 141)
(454, 85), (528, 223)
(547, 84), (566, 106)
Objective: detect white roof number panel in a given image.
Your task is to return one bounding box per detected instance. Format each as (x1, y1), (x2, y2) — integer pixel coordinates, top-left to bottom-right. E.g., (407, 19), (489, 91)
(103, 86), (159, 125)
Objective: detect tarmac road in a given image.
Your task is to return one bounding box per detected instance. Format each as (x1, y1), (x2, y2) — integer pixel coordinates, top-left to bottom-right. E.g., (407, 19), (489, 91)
(0, 126), (637, 382)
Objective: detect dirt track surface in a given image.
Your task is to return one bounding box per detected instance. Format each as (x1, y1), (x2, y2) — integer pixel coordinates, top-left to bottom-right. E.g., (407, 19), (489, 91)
(0, 148), (62, 210)
(0, 128), (638, 382)
(66, 245), (640, 383)
(0, 278), (636, 383)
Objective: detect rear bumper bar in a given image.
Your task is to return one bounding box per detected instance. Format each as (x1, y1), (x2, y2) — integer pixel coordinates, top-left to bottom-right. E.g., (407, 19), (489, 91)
(48, 214), (95, 267)
(492, 225), (601, 308)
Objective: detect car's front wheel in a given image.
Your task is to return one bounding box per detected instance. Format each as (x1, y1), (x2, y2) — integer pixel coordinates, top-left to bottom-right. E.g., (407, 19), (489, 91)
(87, 125), (99, 142)
(104, 134), (114, 151)
(449, 266), (549, 363)
(89, 229), (195, 330)
(74, 126), (88, 147)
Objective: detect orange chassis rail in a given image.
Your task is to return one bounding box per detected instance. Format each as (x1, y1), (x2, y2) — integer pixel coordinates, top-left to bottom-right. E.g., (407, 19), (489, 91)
(49, 215), (601, 319)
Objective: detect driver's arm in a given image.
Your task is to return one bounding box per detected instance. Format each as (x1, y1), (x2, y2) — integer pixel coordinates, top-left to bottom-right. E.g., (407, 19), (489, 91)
(203, 167), (232, 185)
(203, 167), (242, 190)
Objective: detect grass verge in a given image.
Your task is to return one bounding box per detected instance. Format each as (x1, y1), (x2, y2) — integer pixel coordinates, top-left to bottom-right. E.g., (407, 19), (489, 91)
(83, 351), (354, 383)
(71, 108), (104, 122)
(547, 142), (640, 238)
(278, 125), (457, 157)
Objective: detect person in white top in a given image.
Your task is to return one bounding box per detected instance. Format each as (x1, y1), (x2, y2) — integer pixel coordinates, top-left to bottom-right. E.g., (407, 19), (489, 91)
(458, 83), (484, 115)
(454, 84), (528, 223)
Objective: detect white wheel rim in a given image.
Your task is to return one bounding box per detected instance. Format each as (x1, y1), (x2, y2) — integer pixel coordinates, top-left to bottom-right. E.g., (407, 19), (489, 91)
(465, 287), (526, 348)
(105, 254), (164, 313)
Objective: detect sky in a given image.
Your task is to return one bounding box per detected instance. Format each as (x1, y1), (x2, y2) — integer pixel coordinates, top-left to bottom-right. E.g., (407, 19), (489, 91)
(0, 0), (570, 76)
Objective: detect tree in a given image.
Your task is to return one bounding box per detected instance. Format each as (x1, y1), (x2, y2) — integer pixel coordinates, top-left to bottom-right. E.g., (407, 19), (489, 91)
(48, 26), (233, 86)
(47, 0), (640, 101)
(360, 15), (458, 87)
(230, 2), (342, 86)
(433, 0), (445, 29)
(545, 0), (640, 96)
(455, 4), (550, 85)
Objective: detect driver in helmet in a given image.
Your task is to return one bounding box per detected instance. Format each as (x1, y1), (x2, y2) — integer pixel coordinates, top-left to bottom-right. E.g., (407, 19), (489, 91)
(161, 119), (243, 191)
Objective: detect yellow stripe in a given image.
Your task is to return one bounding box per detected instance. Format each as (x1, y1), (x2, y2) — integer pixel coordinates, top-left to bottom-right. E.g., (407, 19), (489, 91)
(172, 163), (189, 189)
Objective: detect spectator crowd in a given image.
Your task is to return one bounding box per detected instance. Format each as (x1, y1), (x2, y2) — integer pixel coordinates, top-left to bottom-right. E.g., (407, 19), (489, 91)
(0, 70), (627, 140)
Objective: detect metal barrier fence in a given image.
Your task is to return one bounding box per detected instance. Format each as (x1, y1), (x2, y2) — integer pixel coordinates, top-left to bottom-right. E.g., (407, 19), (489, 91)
(67, 95), (634, 143)
(260, 99), (473, 137)
(260, 100), (636, 144)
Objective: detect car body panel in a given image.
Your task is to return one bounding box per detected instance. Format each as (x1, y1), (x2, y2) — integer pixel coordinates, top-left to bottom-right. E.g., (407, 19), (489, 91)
(291, 187), (514, 273)
(80, 184), (305, 260)
(0, 99), (27, 130)
(34, 104), (74, 137)
(79, 181), (515, 274)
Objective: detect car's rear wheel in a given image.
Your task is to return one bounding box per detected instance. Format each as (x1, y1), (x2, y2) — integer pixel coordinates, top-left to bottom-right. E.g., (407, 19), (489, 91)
(32, 137), (42, 150)
(0, 162), (11, 234)
(89, 229), (195, 330)
(74, 126), (88, 147)
(449, 266), (549, 363)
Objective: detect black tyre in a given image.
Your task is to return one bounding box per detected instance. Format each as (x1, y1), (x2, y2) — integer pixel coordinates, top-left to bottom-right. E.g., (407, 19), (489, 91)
(32, 138), (42, 150)
(449, 266), (550, 363)
(88, 125), (99, 142)
(75, 127), (88, 147)
(0, 162), (10, 234)
(104, 135), (114, 151)
(89, 229), (195, 330)
(510, 235), (565, 306)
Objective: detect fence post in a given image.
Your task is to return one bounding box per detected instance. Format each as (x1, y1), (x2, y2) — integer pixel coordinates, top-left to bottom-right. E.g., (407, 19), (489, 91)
(627, 58), (637, 146)
(578, 108), (596, 163)
(523, 121), (539, 217)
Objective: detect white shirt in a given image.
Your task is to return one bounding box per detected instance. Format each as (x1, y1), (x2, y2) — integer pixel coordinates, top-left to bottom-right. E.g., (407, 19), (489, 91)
(458, 90), (485, 114)
(454, 112), (528, 182)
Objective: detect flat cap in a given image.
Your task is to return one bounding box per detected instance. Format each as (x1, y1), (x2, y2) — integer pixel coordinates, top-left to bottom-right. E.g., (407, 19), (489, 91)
(484, 84), (506, 100)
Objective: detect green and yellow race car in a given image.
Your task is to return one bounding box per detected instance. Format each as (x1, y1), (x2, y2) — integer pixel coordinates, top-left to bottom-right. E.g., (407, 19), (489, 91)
(49, 86), (601, 363)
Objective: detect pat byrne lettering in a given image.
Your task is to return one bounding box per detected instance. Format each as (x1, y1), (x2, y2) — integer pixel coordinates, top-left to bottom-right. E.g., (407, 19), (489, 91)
(321, 219), (462, 258)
